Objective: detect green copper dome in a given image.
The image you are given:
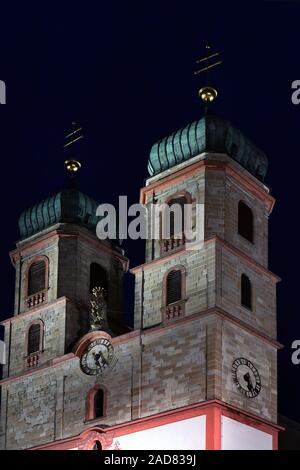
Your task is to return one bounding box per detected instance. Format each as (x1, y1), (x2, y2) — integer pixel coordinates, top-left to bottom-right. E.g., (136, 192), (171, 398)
(19, 188), (99, 240)
(148, 114), (268, 181)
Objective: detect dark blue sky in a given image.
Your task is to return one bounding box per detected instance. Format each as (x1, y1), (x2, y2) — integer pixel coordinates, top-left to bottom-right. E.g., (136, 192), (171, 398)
(0, 0), (300, 422)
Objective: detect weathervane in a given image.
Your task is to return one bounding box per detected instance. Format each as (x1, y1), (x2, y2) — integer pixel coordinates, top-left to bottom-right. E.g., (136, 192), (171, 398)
(194, 45), (222, 111)
(64, 122), (83, 177)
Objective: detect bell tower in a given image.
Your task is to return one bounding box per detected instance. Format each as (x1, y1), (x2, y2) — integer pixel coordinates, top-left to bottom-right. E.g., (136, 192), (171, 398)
(0, 161), (129, 449)
(131, 95), (282, 448)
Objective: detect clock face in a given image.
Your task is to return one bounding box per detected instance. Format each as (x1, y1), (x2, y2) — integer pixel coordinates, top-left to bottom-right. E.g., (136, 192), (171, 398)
(232, 358), (261, 398)
(80, 338), (116, 375)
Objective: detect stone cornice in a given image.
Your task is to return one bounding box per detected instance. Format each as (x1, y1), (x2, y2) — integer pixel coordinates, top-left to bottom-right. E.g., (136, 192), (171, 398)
(0, 296), (69, 326)
(0, 306), (282, 387)
(131, 236), (280, 283)
(140, 157), (275, 214)
(10, 225), (129, 271)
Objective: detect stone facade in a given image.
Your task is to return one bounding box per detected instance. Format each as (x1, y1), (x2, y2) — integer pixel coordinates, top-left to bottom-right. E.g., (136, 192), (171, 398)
(221, 320), (277, 422)
(0, 147), (279, 449)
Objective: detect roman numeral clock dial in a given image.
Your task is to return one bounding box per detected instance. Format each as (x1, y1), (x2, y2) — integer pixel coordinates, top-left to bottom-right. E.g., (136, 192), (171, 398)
(232, 358), (261, 398)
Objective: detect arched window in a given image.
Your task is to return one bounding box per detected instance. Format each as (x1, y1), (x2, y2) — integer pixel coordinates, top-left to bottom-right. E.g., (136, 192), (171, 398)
(161, 196), (187, 239)
(28, 260), (47, 296)
(27, 322), (42, 355)
(241, 274), (252, 310)
(90, 263), (108, 296)
(166, 270), (182, 305)
(161, 192), (192, 254)
(167, 196), (187, 239)
(238, 201), (254, 243)
(86, 386), (106, 421)
(94, 389), (104, 418)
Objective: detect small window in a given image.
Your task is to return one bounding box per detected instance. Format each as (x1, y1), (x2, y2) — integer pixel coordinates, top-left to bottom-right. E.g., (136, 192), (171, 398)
(90, 263), (108, 295)
(166, 270), (182, 305)
(87, 386), (106, 421)
(241, 274), (252, 310)
(94, 389), (104, 418)
(28, 260), (46, 296)
(238, 201), (254, 243)
(28, 323), (41, 354)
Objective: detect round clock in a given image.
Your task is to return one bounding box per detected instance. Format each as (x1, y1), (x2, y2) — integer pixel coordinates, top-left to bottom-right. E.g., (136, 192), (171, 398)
(80, 338), (115, 375)
(232, 358), (261, 398)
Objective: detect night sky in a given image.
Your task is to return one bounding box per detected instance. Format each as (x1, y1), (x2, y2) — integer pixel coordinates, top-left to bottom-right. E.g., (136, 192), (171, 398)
(0, 0), (299, 423)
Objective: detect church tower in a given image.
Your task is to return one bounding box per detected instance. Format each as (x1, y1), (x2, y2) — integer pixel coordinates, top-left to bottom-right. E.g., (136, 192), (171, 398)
(131, 110), (282, 449)
(0, 105), (281, 449)
(0, 167), (130, 449)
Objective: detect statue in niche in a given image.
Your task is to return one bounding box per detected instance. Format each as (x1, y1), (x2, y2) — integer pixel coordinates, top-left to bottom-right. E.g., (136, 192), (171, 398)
(90, 286), (107, 331)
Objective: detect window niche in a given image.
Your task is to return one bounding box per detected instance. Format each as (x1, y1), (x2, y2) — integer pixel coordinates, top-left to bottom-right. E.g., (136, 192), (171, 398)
(238, 201), (254, 243)
(241, 273), (252, 311)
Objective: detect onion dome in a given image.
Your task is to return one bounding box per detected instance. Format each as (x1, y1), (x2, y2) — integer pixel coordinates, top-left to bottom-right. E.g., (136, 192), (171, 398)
(19, 188), (99, 240)
(148, 114), (268, 181)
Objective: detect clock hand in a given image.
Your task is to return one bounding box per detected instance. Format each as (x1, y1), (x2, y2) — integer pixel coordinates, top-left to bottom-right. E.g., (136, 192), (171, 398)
(92, 350), (108, 367)
(92, 351), (101, 366)
(98, 350), (108, 366)
(243, 372), (254, 392)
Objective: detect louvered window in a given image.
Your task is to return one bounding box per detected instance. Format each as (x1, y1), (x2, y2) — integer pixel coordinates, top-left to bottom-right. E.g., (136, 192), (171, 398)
(94, 389), (104, 418)
(241, 274), (252, 310)
(28, 261), (46, 296)
(166, 270), (182, 305)
(28, 323), (41, 354)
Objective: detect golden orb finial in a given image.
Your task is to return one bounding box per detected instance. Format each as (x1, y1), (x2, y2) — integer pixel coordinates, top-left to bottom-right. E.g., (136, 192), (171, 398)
(198, 86), (218, 104)
(194, 46), (221, 110)
(64, 159), (82, 175)
(63, 123), (83, 177)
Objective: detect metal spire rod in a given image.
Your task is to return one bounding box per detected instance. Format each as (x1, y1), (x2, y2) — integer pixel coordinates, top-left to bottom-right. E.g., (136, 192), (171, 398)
(194, 60), (222, 76)
(194, 45), (222, 111)
(196, 51), (220, 64)
(63, 122), (83, 178)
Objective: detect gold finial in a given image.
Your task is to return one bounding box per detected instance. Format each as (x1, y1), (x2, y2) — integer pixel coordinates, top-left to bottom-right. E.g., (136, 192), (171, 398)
(198, 86), (218, 103)
(63, 122), (83, 177)
(194, 45), (222, 107)
(64, 159), (82, 174)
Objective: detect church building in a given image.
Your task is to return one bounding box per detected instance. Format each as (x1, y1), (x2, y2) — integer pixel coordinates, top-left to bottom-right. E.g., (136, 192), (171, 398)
(0, 99), (282, 449)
